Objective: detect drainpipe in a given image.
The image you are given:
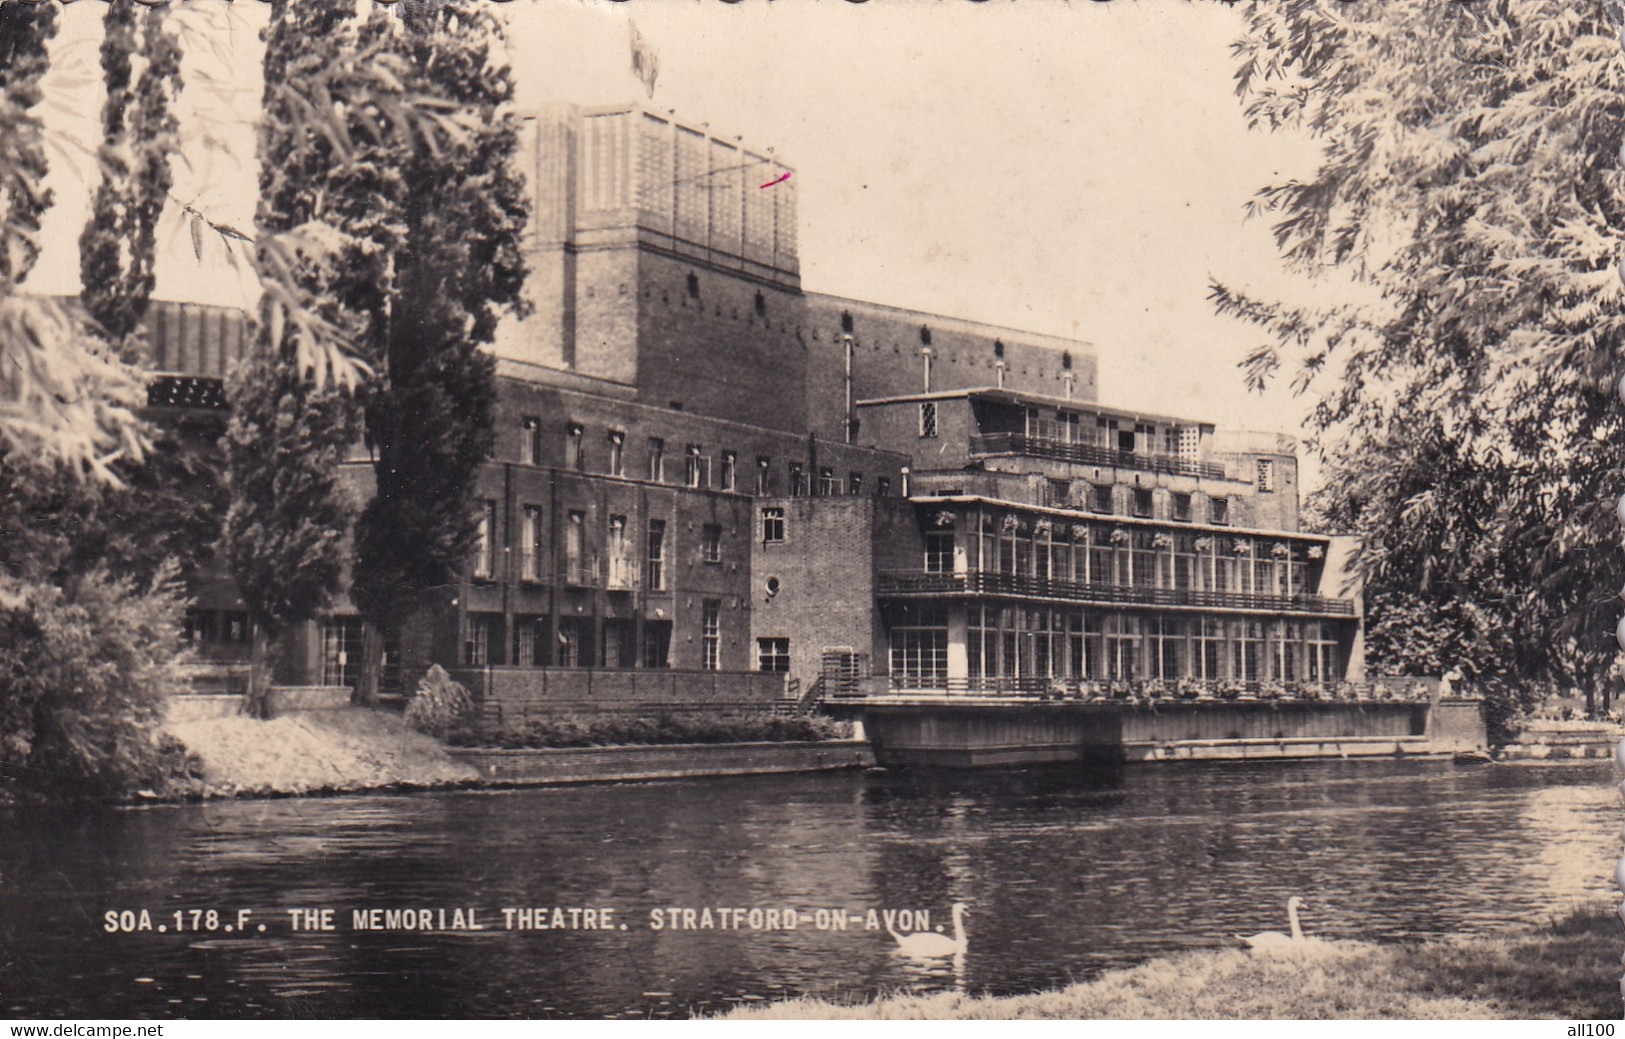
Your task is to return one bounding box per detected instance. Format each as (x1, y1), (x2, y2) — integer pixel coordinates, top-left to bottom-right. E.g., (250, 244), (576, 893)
(843, 333), (855, 444)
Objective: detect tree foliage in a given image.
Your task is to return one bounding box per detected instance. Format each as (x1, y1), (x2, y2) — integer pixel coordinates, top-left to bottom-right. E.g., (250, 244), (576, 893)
(349, 1), (529, 696)
(1214, 1), (1625, 699)
(0, 0), (147, 483)
(0, 560), (191, 800)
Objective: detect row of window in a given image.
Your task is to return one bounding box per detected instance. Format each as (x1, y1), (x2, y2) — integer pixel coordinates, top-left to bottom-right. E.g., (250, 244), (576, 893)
(459, 611), (792, 673)
(1046, 484), (1229, 524)
(890, 604), (1342, 685)
(472, 503), (728, 590)
(950, 524), (1319, 596)
(517, 417), (891, 498)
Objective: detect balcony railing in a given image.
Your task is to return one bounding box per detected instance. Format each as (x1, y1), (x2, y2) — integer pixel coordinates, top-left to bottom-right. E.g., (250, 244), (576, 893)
(564, 557), (600, 587)
(878, 675), (1417, 703)
(970, 432), (1227, 481)
(876, 569), (1357, 616)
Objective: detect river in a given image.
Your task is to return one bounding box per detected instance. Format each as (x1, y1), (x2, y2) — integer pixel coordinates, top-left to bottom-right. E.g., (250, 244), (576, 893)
(0, 759), (1614, 1018)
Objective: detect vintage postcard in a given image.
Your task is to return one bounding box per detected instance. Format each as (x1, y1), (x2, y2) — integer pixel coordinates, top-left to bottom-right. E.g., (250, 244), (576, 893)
(0, 0), (1620, 1027)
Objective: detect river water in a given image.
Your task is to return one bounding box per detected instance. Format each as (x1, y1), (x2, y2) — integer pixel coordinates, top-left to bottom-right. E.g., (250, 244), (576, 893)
(0, 759), (1615, 1018)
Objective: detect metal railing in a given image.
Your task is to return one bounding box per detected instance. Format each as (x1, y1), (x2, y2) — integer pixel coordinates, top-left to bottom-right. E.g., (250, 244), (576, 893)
(881, 675), (1417, 703)
(564, 557), (600, 586)
(876, 569), (1357, 616)
(970, 432), (1228, 481)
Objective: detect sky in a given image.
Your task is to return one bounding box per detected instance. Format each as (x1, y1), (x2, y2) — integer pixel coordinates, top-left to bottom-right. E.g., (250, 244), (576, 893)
(30, 0), (1342, 487)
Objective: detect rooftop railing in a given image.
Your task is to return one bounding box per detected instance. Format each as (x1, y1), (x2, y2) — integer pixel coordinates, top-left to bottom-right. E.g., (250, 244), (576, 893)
(874, 675), (1419, 703)
(876, 568), (1357, 616)
(969, 432), (1228, 481)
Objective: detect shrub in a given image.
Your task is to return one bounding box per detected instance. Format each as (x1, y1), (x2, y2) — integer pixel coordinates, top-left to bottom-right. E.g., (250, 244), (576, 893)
(449, 711), (851, 748)
(0, 566), (191, 800)
(404, 664), (473, 738)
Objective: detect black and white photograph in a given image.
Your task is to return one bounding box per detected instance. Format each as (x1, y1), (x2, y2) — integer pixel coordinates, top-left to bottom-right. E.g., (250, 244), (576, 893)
(1, 0), (1623, 1024)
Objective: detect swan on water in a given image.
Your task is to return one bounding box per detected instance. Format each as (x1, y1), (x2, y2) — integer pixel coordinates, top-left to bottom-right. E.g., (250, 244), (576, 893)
(890, 903), (969, 959)
(1240, 896), (1306, 953)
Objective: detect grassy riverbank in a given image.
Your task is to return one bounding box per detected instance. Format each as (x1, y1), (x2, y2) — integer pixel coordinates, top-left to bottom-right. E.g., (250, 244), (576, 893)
(163, 708), (478, 797)
(727, 905), (1620, 1020)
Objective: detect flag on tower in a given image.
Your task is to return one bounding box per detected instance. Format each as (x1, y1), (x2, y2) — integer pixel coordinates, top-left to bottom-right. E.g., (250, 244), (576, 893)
(629, 20), (659, 99)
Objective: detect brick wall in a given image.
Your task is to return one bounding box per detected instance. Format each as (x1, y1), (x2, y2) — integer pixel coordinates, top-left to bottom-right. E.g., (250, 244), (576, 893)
(454, 666), (790, 724)
(750, 495), (921, 689)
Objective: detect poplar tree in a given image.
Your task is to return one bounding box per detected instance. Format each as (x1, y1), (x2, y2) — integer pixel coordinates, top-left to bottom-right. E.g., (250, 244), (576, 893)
(220, 0), (388, 717)
(1212, 1), (1625, 708)
(348, 1), (528, 703)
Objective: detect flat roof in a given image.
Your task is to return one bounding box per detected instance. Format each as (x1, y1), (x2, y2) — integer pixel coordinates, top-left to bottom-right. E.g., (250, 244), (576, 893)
(856, 386), (1212, 429)
(908, 494), (1333, 542)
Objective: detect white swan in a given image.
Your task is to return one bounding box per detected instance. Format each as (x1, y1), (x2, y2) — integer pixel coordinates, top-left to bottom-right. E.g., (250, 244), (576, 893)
(1240, 896), (1306, 953)
(890, 903), (968, 959)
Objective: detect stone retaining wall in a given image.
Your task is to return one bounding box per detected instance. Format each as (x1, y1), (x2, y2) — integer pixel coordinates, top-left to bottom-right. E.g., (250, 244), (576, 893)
(446, 740), (875, 785)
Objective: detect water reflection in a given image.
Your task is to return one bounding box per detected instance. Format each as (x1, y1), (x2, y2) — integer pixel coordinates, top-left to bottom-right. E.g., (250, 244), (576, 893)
(0, 759), (1613, 1018)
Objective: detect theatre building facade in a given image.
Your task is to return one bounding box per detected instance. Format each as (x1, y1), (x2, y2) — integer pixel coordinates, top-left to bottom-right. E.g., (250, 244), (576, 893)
(151, 100), (1364, 708)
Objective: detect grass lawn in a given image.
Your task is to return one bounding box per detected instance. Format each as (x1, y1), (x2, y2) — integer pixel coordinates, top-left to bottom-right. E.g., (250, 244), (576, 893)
(726, 905), (1622, 1020)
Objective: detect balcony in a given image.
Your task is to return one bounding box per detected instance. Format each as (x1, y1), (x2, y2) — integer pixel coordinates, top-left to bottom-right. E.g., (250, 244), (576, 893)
(876, 569), (1357, 617)
(970, 432), (1227, 481)
(564, 557), (600, 587)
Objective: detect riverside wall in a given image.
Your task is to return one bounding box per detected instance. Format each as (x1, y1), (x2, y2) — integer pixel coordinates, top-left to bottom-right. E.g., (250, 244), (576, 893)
(855, 698), (1487, 768)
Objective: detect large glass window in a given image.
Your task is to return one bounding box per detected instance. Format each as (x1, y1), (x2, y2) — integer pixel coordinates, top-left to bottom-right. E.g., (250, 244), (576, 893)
(889, 605), (947, 685)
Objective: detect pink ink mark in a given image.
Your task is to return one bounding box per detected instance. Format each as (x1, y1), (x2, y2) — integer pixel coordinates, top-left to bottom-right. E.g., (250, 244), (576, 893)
(759, 172), (792, 189)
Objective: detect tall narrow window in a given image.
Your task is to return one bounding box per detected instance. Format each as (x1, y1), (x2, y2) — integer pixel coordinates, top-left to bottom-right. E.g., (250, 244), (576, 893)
(721, 451), (737, 492)
(520, 417), (541, 466)
(924, 532), (954, 573)
(876, 477), (891, 497)
(607, 430), (625, 477)
(685, 444), (705, 488)
(701, 600), (721, 671)
(847, 472), (863, 496)
(1172, 493), (1192, 523)
(607, 515), (630, 588)
(788, 462), (804, 497)
(565, 423), (585, 471)
(756, 456), (772, 495)
(646, 518), (666, 591)
(1257, 458), (1276, 492)
(1093, 484), (1114, 514)
(818, 467), (836, 496)
(473, 500), (495, 579)
(702, 523), (723, 563)
(565, 511), (587, 584)
(1211, 497), (1230, 525)
(919, 401), (938, 438)
(647, 438), (665, 482)
(521, 506), (544, 581)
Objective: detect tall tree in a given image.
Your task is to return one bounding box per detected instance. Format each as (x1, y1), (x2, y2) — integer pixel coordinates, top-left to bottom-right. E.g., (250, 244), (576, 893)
(1212, 1), (1625, 707)
(349, 1), (529, 703)
(219, 0), (488, 715)
(221, 0), (384, 717)
(80, 0), (181, 355)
